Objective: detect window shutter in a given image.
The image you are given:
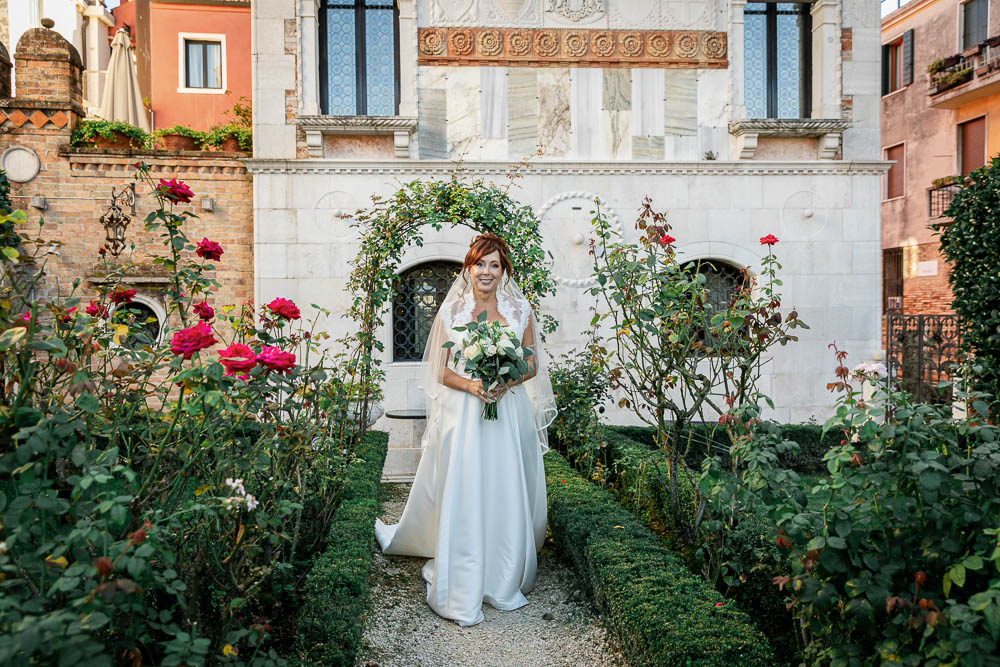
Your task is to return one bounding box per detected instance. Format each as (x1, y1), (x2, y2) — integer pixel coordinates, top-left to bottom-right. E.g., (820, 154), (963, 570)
(887, 145), (904, 199)
(882, 44), (891, 95)
(902, 30), (914, 86)
(961, 117), (986, 176)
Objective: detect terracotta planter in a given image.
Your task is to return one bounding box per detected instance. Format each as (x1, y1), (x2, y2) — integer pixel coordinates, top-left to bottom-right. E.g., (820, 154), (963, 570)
(217, 136), (242, 152)
(158, 133), (200, 151)
(92, 130), (138, 150)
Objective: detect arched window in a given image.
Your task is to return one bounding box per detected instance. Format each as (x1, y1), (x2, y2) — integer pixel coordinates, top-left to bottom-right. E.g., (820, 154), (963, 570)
(112, 299), (164, 349)
(392, 261), (461, 362)
(684, 260), (748, 313)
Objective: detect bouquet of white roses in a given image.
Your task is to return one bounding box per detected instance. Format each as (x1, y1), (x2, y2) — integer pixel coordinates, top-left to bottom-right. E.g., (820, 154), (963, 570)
(443, 310), (534, 420)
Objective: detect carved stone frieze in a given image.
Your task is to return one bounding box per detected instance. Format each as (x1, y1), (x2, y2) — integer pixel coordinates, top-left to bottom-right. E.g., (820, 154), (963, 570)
(417, 27), (728, 68)
(546, 0), (605, 22)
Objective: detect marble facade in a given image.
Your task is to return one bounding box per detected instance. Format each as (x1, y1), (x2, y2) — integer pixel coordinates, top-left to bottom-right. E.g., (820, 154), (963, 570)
(250, 0), (887, 475)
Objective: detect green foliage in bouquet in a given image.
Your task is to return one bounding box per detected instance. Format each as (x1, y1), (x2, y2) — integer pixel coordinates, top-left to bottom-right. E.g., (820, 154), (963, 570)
(0, 165), (364, 665)
(446, 310), (534, 420)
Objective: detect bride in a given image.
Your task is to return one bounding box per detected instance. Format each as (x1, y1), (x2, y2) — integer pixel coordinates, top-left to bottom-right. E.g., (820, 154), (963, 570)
(375, 233), (556, 627)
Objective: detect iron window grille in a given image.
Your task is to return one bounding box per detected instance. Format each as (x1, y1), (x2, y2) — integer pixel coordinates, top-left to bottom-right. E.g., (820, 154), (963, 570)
(744, 2), (812, 119)
(928, 183), (962, 218)
(392, 261), (462, 362)
(113, 302), (162, 349)
(320, 0), (400, 116)
(185, 40), (222, 89)
(886, 314), (963, 404)
(682, 260), (749, 350)
(883, 247), (903, 314)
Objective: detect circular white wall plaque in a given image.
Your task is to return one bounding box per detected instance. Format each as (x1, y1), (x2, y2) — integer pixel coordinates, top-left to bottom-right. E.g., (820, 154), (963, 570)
(1, 146), (41, 183)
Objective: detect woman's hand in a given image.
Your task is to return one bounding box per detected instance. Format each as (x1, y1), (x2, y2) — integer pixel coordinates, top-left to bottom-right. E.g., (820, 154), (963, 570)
(466, 379), (492, 403)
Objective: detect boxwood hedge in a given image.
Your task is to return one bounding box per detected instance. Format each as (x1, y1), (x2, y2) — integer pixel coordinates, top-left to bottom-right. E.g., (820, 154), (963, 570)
(545, 451), (774, 666)
(606, 423), (838, 474)
(293, 430), (388, 666)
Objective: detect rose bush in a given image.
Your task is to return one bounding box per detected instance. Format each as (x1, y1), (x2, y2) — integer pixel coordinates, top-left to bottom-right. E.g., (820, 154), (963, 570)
(0, 166), (365, 665)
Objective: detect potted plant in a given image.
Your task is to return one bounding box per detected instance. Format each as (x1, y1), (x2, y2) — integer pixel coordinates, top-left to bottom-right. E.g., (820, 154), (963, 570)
(151, 125), (207, 151)
(203, 123), (252, 152)
(70, 120), (150, 150)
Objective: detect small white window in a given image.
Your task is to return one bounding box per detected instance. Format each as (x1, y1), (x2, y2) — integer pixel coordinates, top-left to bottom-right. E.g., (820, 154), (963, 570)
(178, 33), (227, 94)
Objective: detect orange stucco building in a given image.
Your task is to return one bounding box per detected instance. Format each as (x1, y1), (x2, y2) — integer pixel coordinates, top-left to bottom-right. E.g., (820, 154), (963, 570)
(880, 0), (1000, 321)
(112, 0), (251, 131)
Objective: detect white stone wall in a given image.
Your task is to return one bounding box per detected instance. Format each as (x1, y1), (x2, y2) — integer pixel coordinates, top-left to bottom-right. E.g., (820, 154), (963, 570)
(249, 160), (885, 432)
(249, 0), (888, 454)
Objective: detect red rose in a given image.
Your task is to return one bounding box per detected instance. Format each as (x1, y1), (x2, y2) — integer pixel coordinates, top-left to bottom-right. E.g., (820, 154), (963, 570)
(85, 300), (109, 318)
(760, 234), (779, 246)
(170, 322), (217, 359)
(94, 556), (113, 577)
(256, 345), (296, 373)
(266, 297), (300, 321)
(714, 602), (724, 608)
(776, 531), (793, 549)
(17, 310), (34, 327)
(157, 177), (194, 204)
(110, 288), (136, 305)
(98, 246), (107, 256)
(195, 238), (223, 262)
(193, 301), (214, 321)
(659, 234), (676, 246)
(217, 342), (257, 376)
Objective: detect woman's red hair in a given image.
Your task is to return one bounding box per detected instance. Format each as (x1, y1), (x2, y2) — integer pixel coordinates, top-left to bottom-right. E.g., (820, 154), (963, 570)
(463, 233), (514, 277)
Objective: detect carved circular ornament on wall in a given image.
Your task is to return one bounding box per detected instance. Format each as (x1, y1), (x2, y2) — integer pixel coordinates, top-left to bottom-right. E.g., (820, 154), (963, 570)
(478, 29), (503, 56)
(646, 33), (670, 58)
(418, 28), (445, 55)
(537, 191), (623, 288)
(619, 32), (643, 58)
(703, 33), (727, 59)
(590, 31), (615, 57)
(563, 31), (588, 57)
(535, 29), (559, 57)
(1, 146), (41, 183)
(675, 32), (699, 59)
(448, 29), (474, 55)
(506, 30), (532, 56)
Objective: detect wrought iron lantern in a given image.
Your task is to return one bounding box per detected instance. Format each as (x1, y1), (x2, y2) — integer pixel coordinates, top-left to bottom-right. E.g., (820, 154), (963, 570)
(99, 183), (135, 257)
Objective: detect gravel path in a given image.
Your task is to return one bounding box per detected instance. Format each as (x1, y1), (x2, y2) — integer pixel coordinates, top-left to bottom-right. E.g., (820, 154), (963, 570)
(358, 483), (625, 667)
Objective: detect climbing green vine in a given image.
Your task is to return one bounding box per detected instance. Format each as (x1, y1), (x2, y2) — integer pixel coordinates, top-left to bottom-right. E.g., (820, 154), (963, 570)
(342, 176), (558, 433)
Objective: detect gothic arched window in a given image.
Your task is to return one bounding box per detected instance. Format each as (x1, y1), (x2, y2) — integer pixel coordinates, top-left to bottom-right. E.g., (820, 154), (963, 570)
(392, 261), (461, 362)
(689, 260), (748, 314)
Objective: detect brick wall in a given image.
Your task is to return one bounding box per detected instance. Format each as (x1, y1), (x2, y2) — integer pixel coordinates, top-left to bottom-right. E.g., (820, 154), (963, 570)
(901, 242), (954, 315)
(0, 27), (254, 337)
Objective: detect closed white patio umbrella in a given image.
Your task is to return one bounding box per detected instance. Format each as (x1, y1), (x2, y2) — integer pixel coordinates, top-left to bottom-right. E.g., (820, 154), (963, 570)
(97, 28), (149, 131)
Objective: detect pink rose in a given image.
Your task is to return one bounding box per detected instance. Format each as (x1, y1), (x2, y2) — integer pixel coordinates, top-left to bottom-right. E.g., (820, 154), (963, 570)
(17, 310), (34, 327)
(193, 301), (214, 321)
(266, 297), (300, 321)
(157, 177), (194, 204)
(256, 345), (295, 373)
(85, 301), (108, 318)
(217, 342), (257, 376)
(170, 321), (217, 359)
(196, 238), (223, 262)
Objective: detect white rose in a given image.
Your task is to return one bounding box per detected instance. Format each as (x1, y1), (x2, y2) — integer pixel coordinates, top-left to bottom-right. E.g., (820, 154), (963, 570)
(464, 343), (481, 359)
(516, 347), (524, 359)
(499, 336), (515, 349)
(486, 344), (498, 356)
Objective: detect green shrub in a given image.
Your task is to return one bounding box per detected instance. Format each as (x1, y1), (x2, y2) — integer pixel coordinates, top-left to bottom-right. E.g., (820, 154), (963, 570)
(294, 430), (388, 666)
(606, 423), (836, 474)
(204, 124), (253, 152)
(0, 169), (14, 249)
(549, 349), (611, 479)
(545, 451), (774, 666)
(151, 124), (208, 148)
(939, 154), (1000, 413)
(70, 120), (150, 148)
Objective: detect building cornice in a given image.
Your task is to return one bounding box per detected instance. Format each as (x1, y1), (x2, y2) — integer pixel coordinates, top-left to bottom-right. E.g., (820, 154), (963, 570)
(296, 115), (419, 133)
(243, 159), (892, 176)
(728, 118), (851, 137)
(881, 0), (937, 33)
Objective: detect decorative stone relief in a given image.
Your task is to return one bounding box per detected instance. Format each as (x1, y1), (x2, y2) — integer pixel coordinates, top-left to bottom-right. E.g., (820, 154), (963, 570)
(1, 146), (41, 183)
(429, 0), (477, 25)
(311, 190), (359, 242)
(537, 191), (623, 287)
(417, 27), (728, 68)
(546, 0), (606, 22)
(781, 191), (830, 239)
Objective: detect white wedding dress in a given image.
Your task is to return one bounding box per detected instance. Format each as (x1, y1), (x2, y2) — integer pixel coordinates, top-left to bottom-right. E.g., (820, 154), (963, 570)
(375, 283), (551, 627)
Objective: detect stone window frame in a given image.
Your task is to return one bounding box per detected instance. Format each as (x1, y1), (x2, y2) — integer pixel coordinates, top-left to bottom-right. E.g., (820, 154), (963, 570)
(109, 293), (168, 348)
(177, 32), (228, 95)
(298, 0), (418, 158)
(390, 259), (462, 363)
(728, 0), (849, 160)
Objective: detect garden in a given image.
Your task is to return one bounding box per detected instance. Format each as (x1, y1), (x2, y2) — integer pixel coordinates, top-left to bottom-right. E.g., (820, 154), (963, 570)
(1, 156), (999, 666)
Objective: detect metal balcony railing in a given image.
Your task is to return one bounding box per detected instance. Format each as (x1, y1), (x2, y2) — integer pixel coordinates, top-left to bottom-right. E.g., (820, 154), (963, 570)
(928, 183), (962, 218)
(929, 35), (1000, 96)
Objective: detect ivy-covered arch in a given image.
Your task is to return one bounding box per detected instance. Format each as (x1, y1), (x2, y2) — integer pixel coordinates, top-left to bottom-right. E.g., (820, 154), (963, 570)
(343, 177), (558, 430)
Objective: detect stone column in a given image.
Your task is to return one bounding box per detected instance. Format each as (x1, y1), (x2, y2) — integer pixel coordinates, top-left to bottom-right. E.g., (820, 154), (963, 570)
(298, 0), (320, 116)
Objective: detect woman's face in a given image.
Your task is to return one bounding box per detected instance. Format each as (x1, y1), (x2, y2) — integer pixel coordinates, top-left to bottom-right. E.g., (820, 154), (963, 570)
(469, 250), (504, 294)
